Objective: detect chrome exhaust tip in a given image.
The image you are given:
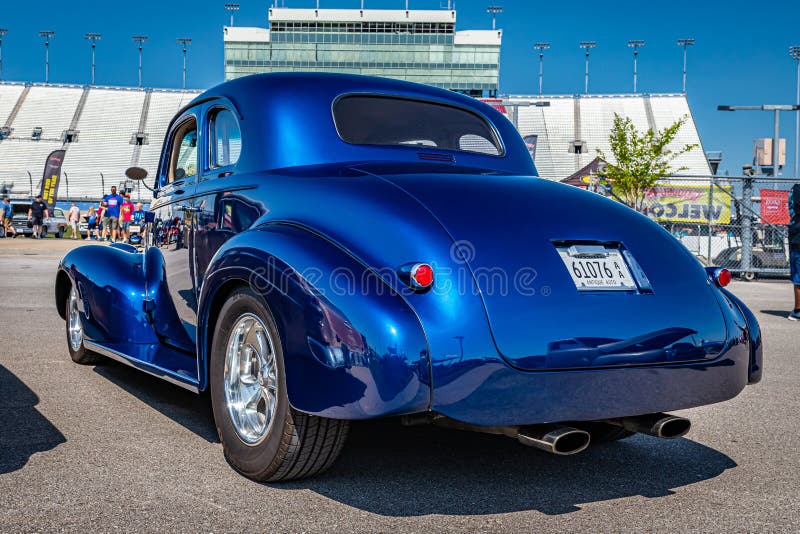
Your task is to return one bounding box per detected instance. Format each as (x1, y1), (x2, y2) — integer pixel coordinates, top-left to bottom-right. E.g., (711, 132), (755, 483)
(612, 413), (691, 439)
(517, 425), (591, 455)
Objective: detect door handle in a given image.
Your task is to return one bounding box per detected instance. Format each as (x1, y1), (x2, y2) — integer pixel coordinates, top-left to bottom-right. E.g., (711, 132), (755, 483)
(176, 205), (200, 213)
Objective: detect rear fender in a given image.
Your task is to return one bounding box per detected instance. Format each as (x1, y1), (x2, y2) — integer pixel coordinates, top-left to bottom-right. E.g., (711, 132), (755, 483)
(719, 287), (763, 384)
(198, 224), (431, 419)
(57, 244), (156, 345)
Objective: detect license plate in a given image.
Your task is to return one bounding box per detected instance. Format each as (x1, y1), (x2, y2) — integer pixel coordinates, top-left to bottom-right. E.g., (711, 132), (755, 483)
(129, 225), (141, 233)
(557, 245), (637, 291)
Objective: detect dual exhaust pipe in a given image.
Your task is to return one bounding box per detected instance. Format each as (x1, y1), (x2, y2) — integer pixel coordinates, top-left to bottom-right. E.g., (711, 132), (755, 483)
(517, 412), (691, 456)
(403, 412), (691, 456)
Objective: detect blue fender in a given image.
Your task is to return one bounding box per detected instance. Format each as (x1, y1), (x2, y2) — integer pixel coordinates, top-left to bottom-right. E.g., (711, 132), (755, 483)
(56, 244), (156, 345)
(720, 287), (763, 384)
(197, 224), (431, 419)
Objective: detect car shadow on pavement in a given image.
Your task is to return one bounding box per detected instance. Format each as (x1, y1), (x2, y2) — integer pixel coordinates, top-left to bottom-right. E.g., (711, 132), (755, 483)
(93, 360), (220, 444)
(0, 365), (66, 474)
(292, 419), (737, 516)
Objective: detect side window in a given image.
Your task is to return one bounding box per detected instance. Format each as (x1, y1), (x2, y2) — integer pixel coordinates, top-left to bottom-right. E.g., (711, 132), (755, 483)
(167, 118), (198, 184)
(209, 108), (242, 169)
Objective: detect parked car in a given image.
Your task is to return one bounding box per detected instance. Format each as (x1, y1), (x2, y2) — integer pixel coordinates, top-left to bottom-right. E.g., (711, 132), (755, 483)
(10, 201), (68, 238)
(54, 73), (763, 482)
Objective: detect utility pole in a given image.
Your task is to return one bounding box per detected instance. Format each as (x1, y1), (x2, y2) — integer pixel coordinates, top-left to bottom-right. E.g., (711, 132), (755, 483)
(534, 42), (549, 97)
(132, 36), (148, 88)
(486, 5), (502, 31)
(790, 45), (800, 178)
(85, 33), (101, 85)
(0, 29), (7, 82)
(677, 38), (695, 93)
(224, 3), (240, 26)
(177, 38), (192, 90)
(579, 41), (596, 95)
(627, 39), (644, 94)
(39, 31), (55, 85)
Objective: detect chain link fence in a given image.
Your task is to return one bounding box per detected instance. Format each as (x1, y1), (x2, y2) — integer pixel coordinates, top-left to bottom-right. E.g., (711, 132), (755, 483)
(634, 175), (796, 280)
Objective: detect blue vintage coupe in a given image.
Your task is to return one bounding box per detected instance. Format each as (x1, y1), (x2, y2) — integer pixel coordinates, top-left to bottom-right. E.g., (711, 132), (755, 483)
(55, 73), (762, 481)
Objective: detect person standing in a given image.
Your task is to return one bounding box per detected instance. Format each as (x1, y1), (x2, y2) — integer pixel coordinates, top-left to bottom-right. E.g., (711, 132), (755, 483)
(27, 195), (49, 240)
(1, 197), (17, 238)
(67, 202), (81, 240)
(102, 186), (124, 242)
(98, 202), (107, 240)
(132, 202), (146, 226)
(86, 206), (98, 240)
(120, 194), (134, 242)
(789, 184), (800, 321)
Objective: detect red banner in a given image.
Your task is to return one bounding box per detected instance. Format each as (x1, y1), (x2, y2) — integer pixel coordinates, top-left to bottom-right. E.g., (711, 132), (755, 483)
(760, 189), (790, 225)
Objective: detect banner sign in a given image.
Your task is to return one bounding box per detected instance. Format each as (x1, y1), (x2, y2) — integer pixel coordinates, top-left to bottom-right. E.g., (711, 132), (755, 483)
(523, 134), (538, 161)
(641, 184), (732, 224)
(39, 149), (66, 206)
(760, 189), (790, 225)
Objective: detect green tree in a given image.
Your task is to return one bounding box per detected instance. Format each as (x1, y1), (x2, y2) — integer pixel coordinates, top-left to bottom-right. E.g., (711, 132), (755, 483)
(597, 114), (697, 211)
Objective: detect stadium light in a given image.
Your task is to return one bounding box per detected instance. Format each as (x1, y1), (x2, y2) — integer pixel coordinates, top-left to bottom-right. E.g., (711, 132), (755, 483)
(224, 3), (240, 27)
(487, 6), (503, 31)
(132, 36), (148, 88)
(677, 38), (695, 93)
(717, 104), (800, 177)
(579, 41), (596, 95)
(790, 45), (800, 178)
(177, 38), (193, 90)
(85, 33), (101, 85)
(534, 42), (550, 97)
(39, 31), (55, 85)
(627, 39), (645, 94)
(0, 29), (7, 82)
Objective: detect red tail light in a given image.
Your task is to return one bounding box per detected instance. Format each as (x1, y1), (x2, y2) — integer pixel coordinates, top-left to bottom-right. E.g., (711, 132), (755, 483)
(411, 263), (434, 289)
(706, 267), (732, 288)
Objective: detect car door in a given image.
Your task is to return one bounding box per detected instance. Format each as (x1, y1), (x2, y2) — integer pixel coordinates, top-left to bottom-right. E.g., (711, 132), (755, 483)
(146, 111), (201, 352)
(193, 103), (259, 294)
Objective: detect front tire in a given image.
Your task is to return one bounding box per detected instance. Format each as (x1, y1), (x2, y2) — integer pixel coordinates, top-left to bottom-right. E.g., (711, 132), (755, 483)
(210, 287), (348, 481)
(66, 281), (102, 365)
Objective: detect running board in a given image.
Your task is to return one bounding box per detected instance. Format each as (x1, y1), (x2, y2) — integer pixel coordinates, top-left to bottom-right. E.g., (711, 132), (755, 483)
(84, 340), (200, 393)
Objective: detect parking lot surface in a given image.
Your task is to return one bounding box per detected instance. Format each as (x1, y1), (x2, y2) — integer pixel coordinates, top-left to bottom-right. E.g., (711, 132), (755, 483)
(1, 238), (798, 532)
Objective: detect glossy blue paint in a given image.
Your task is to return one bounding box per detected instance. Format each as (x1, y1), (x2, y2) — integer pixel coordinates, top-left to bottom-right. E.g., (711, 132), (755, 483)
(55, 73), (760, 428)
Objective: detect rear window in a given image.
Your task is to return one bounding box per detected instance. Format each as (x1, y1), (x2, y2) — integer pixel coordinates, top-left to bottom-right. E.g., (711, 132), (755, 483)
(333, 95), (503, 156)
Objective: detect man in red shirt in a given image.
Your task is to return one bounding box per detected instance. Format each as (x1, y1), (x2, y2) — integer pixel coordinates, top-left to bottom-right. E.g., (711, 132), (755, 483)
(120, 194), (134, 242)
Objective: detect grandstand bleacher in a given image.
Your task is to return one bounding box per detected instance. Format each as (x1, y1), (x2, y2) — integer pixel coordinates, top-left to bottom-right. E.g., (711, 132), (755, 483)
(509, 93), (711, 181)
(0, 82), (712, 201)
(0, 82), (201, 200)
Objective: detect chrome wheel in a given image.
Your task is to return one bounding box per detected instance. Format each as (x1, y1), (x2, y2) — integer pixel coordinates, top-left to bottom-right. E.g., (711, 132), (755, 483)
(68, 285), (84, 352)
(223, 313), (278, 445)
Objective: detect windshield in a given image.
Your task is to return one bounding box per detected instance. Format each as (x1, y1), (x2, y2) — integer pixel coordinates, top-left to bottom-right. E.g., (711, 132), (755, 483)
(333, 95), (503, 156)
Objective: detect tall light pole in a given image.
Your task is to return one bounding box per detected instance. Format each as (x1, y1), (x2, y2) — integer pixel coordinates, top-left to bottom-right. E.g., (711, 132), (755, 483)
(677, 38), (695, 93)
(224, 3), (240, 26)
(627, 39), (645, 94)
(132, 35), (148, 88)
(790, 45), (800, 178)
(487, 5), (502, 31)
(177, 38), (192, 90)
(534, 42), (550, 97)
(579, 41), (596, 95)
(0, 29), (7, 82)
(85, 32), (101, 85)
(39, 31), (55, 85)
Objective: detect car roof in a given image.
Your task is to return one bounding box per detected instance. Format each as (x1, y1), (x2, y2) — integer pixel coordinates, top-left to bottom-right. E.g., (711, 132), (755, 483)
(180, 73), (536, 176)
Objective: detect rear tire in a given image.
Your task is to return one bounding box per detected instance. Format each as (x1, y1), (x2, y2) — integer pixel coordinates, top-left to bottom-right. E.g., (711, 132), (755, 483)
(56, 227), (64, 239)
(65, 281), (102, 365)
(210, 287), (349, 482)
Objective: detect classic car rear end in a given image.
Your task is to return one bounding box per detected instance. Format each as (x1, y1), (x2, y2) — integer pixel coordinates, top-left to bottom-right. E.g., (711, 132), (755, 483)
(54, 73), (761, 482)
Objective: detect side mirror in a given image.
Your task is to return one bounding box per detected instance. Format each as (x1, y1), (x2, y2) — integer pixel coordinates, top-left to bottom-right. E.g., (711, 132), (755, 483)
(125, 166), (156, 193)
(125, 167), (148, 181)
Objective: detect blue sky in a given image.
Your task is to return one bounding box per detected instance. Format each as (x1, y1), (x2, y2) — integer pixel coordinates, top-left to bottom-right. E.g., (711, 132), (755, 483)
(1, 0), (799, 175)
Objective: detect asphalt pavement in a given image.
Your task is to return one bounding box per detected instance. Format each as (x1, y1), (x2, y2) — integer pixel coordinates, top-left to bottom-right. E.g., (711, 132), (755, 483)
(0, 238), (798, 532)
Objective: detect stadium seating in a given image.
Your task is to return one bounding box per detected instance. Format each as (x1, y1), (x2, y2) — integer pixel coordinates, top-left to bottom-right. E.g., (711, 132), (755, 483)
(0, 82), (712, 199)
(0, 82), (201, 199)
